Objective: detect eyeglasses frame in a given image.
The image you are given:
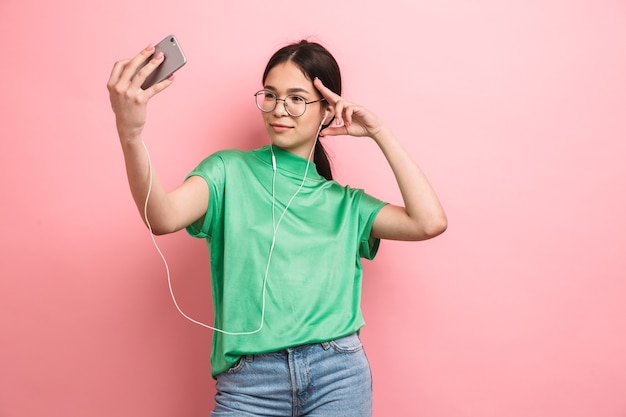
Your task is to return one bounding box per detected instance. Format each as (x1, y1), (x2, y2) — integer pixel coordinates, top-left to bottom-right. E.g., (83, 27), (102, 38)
(254, 90), (326, 117)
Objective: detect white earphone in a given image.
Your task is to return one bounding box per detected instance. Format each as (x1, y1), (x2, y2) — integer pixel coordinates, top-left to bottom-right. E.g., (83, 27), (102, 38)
(140, 106), (331, 335)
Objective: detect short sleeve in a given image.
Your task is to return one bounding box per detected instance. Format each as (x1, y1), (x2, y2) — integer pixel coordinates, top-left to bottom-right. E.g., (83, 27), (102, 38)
(185, 153), (226, 238)
(357, 191), (387, 260)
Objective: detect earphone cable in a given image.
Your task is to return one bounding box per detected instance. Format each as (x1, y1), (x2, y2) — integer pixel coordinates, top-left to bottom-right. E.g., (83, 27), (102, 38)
(140, 114), (325, 335)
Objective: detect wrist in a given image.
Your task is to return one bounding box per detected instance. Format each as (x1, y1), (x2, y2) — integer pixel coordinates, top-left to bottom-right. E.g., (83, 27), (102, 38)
(117, 124), (144, 146)
(118, 131), (144, 151)
(370, 125), (393, 144)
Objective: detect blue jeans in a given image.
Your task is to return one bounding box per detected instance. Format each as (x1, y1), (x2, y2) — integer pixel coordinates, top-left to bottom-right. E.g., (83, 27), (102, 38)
(211, 333), (373, 417)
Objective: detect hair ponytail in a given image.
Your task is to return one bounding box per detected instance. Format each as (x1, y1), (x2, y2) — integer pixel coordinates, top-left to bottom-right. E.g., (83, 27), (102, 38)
(314, 140), (333, 180)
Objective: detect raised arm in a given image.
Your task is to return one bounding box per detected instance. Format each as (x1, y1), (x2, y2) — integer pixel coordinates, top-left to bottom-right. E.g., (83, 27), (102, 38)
(107, 44), (208, 235)
(314, 78), (447, 241)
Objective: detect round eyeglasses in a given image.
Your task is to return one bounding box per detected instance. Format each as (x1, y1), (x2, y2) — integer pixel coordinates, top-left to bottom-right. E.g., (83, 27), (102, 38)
(254, 90), (326, 117)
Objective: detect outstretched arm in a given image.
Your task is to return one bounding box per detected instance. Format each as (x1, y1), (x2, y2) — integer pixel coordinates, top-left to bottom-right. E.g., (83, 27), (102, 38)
(107, 44), (208, 235)
(314, 78), (447, 241)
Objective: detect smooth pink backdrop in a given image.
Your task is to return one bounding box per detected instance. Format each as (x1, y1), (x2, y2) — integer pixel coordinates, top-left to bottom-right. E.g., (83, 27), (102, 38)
(1, 1), (625, 416)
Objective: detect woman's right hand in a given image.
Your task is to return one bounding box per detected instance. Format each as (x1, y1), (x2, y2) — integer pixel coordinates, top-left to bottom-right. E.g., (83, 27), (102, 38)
(107, 44), (174, 142)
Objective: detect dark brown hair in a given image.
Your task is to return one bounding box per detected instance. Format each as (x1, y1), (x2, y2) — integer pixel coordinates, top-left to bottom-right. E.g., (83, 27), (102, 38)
(262, 40), (342, 180)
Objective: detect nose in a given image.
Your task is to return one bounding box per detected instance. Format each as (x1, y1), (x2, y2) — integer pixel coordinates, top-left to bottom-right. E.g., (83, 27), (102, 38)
(273, 98), (289, 117)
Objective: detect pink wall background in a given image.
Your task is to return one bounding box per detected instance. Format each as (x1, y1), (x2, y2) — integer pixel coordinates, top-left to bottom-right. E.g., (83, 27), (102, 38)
(1, 0), (625, 416)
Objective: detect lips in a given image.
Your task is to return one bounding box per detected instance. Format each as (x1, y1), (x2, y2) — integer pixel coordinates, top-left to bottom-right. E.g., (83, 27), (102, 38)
(270, 123), (293, 133)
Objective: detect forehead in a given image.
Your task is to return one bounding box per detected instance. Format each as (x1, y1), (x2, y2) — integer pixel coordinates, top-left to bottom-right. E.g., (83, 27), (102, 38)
(264, 61), (314, 94)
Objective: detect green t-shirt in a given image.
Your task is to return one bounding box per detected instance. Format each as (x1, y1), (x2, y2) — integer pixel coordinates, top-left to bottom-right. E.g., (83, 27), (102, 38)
(186, 145), (387, 377)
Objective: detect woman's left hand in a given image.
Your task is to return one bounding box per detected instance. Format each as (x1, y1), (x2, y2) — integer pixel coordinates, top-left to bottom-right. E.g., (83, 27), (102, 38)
(314, 77), (385, 139)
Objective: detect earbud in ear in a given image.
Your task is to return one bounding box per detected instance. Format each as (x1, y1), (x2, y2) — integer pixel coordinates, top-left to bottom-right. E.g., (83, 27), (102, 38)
(322, 109), (330, 124)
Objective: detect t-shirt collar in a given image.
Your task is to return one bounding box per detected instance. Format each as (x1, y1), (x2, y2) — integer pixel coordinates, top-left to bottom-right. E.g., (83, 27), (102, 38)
(259, 145), (323, 180)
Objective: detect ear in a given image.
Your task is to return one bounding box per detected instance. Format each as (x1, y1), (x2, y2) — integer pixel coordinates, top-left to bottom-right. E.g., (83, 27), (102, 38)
(322, 105), (335, 127)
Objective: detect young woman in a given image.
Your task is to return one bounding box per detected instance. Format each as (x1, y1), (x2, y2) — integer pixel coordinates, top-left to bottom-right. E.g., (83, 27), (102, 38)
(108, 39), (447, 417)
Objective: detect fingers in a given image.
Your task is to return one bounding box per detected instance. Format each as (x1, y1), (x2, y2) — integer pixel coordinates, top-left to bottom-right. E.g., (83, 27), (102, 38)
(107, 58), (131, 89)
(315, 77), (383, 138)
(314, 77), (349, 126)
(341, 103), (355, 127)
(107, 45), (176, 115)
(313, 77), (340, 102)
(145, 74), (175, 98)
(320, 124), (350, 138)
(127, 49), (166, 90)
(108, 44), (152, 87)
(108, 44), (167, 92)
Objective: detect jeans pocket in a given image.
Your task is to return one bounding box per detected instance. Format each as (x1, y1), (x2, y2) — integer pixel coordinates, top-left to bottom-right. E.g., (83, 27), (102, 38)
(226, 355), (252, 374)
(328, 333), (363, 354)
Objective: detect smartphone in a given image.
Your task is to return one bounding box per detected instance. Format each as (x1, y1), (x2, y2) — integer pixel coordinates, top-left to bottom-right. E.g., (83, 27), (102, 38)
(137, 34), (187, 89)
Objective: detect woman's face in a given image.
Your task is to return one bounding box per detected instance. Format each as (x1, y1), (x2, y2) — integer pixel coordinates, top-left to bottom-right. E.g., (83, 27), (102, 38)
(261, 61), (328, 159)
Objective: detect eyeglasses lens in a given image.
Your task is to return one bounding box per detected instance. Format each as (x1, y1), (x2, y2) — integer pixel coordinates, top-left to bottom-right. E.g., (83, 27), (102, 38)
(255, 91), (275, 112)
(255, 91), (306, 117)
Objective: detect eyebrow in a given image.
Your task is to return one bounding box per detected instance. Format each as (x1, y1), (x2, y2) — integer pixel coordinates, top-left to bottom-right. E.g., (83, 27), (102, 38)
(264, 85), (312, 95)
